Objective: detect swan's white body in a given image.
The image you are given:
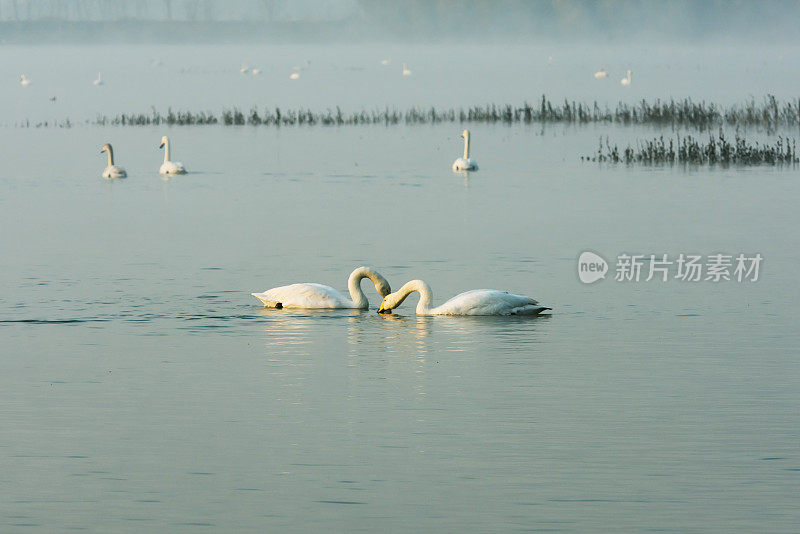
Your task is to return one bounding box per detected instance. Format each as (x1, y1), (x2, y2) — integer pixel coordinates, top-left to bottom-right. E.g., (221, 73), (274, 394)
(452, 129), (478, 171)
(100, 143), (126, 178)
(158, 136), (187, 175)
(289, 72), (300, 80)
(20, 75), (31, 86)
(252, 266), (392, 309)
(252, 68), (261, 75)
(378, 280), (550, 316)
(240, 64), (250, 75)
(594, 69), (607, 79)
(621, 69), (632, 86)
(93, 73), (104, 86)
(402, 62), (412, 76)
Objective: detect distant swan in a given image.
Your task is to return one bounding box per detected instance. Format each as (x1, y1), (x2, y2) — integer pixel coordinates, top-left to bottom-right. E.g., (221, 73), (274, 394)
(20, 75), (31, 86)
(240, 63), (250, 75)
(252, 266), (392, 309)
(100, 143), (127, 178)
(452, 129), (478, 171)
(380, 58), (391, 66)
(377, 280), (550, 316)
(93, 72), (104, 86)
(290, 72), (300, 80)
(251, 68), (261, 75)
(621, 69), (632, 86)
(594, 69), (607, 79)
(158, 136), (187, 175)
(402, 62), (412, 76)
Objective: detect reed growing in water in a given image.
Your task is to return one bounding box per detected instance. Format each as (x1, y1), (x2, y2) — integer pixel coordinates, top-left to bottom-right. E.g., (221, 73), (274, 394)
(587, 132), (798, 165)
(73, 95), (800, 130)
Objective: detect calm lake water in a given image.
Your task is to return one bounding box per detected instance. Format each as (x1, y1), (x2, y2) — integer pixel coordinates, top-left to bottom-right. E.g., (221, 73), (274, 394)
(1, 44), (799, 533)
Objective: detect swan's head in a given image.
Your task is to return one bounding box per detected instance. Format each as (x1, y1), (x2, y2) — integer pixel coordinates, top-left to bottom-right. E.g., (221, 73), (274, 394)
(461, 129), (469, 139)
(100, 143), (111, 154)
(377, 291), (403, 314)
(159, 136), (168, 149)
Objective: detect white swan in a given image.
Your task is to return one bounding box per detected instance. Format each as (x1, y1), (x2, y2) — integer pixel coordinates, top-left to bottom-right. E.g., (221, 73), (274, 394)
(402, 62), (412, 76)
(240, 63), (250, 75)
(377, 280), (550, 316)
(100, 143), (127, 178)
(252, 68), (261, 75)
(621, 69), (632, 86)
(289, 72), (300, 80)
(93, 72), (104, 86)
(452, 129), (478, 171)
(252, 266), (392, 309)
(594, 69), (607, 79)
(380, 58), (391, 66)
(20, 75), (31, 87)
(158, 136), (187, 175)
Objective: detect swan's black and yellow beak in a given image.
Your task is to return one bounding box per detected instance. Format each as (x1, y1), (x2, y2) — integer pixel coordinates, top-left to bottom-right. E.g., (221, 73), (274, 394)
(377, 300), (389, 314)
(159, 142), (165, 148)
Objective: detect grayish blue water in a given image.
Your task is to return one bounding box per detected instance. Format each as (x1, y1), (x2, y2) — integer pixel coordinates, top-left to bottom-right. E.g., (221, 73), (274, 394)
(1, 44), (799, 532)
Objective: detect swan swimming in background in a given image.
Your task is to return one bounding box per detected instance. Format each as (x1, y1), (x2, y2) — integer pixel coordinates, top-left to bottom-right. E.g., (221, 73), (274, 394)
(452, 129), (478, 171)
(20, 75), (31, 86)
(252, 266), (392, 309)
(594, 69), (607, 79)
(93, 73), (104, 86)
(402, 62), (412, 76)
(158, 136), (187, 175)
(380, 58), (391, 65)
(251, 68), (261, 75)
(100, 143), (127, 179)
(290, 72), (300, 80)
(621, 69), (632, 86)
(240, 63), (250, 75)
(377, 280), (550, 316)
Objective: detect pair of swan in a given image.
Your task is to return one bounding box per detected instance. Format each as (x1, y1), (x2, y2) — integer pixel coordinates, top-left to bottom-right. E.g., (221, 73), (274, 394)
(98, 136), (186, 178)
(452, 129), (478, 171)
(594, 69), (632, 85)
(252, 267), (549, 316)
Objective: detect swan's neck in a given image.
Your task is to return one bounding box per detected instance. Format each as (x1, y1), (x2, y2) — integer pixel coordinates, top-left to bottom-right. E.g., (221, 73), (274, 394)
(163, 139), (170, 163)
(395, 280), (434, 314)
(106, 146), (114, 167)
(463, 131), (470, 160)
(347, 266), (387, 309)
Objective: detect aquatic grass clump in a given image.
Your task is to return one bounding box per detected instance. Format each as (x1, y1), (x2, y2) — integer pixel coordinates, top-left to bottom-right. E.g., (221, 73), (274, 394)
(588, 132), (798, 165)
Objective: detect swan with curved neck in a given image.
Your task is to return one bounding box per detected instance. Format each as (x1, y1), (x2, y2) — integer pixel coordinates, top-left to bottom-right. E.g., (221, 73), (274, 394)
(20, 75), (31, 86)
(159, 136), (187, 175)
(100, 143), (127, 178)
(377, 280), (550, 316)
(621, 69), (632, 86)
(252, 266), (392, 309)
(452, 130), (478, 171)
(402, 62), (412, 76)
(93, 73), (104, 86)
